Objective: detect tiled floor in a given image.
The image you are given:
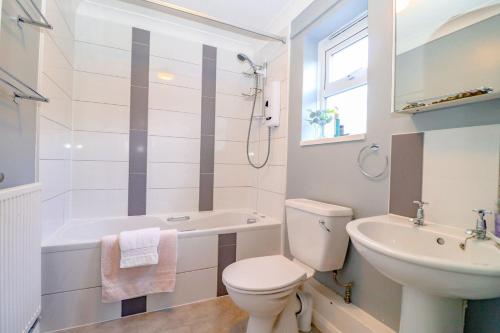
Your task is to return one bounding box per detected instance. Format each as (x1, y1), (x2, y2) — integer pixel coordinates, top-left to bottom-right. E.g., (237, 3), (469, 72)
(58, 296), (321, 333)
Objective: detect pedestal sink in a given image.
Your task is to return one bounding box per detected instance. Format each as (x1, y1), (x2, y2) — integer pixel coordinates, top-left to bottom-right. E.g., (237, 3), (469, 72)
(346, 214), (500, 333)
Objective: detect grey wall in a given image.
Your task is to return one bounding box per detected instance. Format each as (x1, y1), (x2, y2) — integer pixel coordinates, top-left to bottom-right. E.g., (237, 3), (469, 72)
(288, 0), (500, 330)
(0, 0), (41, 189)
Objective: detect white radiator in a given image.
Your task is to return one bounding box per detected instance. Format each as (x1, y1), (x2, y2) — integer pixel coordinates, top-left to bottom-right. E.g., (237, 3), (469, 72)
(0, 183), (42, 333)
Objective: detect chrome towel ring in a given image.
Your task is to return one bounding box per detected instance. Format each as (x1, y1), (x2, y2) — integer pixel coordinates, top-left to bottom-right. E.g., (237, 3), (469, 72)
(357, 143), (388, 179)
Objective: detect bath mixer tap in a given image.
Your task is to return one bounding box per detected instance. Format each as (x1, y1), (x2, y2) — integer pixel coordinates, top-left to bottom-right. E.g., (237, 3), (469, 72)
(460, 209), (492, 250)
(409, 201), (428, 226)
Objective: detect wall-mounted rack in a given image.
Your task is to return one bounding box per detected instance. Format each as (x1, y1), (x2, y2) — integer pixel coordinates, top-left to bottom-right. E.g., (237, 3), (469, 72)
(0, 66), (49, 103)
(15, 0), (53, 29)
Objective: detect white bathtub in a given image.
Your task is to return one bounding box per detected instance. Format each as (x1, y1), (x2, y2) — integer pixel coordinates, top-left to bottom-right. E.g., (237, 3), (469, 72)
(40, 210), (282, 332)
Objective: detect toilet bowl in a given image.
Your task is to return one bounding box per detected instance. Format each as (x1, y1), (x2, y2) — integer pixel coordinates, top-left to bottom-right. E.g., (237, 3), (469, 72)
(223, 255), (314, 333)
(223, 199), (353, 333)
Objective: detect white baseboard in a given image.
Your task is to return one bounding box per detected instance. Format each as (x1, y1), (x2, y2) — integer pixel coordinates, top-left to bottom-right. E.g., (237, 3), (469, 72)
(303, 279), (396, 333)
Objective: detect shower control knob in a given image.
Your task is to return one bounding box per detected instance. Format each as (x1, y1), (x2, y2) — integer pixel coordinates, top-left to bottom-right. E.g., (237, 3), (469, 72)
(0, 172), (4, 183)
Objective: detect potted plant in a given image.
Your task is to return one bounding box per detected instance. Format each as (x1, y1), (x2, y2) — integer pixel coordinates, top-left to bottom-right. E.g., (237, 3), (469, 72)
(306, 108), (337, 138)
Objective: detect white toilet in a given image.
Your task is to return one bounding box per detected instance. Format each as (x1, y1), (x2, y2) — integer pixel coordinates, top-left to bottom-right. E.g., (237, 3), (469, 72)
(223, 199), (353, 333)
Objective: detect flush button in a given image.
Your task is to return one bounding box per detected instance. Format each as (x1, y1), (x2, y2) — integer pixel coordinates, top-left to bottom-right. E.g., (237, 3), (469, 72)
(0, 172), (4, 183)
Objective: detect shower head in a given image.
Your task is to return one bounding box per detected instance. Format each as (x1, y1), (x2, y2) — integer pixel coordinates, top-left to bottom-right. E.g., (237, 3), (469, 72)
(237, 53), (257, 73)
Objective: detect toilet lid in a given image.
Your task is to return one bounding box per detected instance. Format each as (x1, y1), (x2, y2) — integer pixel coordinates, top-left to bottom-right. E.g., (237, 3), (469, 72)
(222, 255), (307, 293)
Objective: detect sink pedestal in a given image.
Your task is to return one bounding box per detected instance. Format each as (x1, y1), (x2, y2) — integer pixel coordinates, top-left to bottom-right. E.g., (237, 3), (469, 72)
(400, 287), (464, 333)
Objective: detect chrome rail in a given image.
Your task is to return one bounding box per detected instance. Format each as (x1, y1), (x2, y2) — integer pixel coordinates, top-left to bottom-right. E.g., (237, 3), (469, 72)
(16, 0), (53, 29)
(0, 66), (49, 103)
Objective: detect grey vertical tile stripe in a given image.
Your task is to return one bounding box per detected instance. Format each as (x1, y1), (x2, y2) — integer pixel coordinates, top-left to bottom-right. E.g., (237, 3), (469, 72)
(128, 28), (150, 216)
(199, 174), (214, 211)
(132, 28), (150, 45)
(217, 233), (237, 297)
(389, 132), (424, 217)
(199, 45), (217, 212)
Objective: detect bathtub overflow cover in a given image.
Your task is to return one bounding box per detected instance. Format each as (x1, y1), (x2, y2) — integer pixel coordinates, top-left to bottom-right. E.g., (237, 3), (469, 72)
(436, 237), (445, 245)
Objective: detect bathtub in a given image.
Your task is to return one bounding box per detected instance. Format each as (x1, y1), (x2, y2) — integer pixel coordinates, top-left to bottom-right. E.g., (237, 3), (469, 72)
(41, 210), (282, 332)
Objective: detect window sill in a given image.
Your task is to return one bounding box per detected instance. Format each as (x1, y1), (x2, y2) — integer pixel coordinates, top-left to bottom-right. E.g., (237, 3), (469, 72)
(300, 133), (366, 146)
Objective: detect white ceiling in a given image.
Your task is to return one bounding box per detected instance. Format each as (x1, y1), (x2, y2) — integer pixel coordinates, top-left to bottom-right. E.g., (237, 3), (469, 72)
(158, 0), (312, 34)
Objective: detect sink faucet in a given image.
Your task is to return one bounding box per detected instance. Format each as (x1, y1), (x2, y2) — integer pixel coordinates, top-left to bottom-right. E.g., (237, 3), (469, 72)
(410, 201), (428, 226)
(460, 209), (493, 250)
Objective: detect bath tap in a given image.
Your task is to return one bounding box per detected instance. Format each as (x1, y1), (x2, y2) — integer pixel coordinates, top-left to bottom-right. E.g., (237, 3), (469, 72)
(409, 201), (428, 226)
(460, 209), (492, 250)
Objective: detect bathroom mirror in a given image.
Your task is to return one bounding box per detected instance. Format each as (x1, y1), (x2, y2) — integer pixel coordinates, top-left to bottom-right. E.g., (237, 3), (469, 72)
(393, 0), (500, 113)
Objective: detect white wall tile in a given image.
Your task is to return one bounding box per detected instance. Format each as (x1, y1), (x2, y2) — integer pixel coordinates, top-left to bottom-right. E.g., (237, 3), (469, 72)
(215, 141), (252, 165)
(72, 161), (128, 190)
(73, 101), (129, 133)
(42, 34), (73, 98)
(149, 56), (201, 89)
(257, 190), (286, 221)
(46, 0), (75, 65)
(215, 117), (256, 142)
(214, 164), (257, 188)
(75, 13), (132, 51)
(73, 71), (130, 106)
(39, 117), (72, 160)
(260, 137), (287, 166)
(216, 93), (252, 119)
(147, 188), (199, 214)
(149, 82), (201, 114)
(148, 110), (200, 138)
(39, 160), (71, 201)
(147, 163), (200, 189)
(72, 190), (128, 219)
(214, 187), (257, 210)
(72, 131), (129, 162)
(39, 74), (72, 128)
(149, 136), (200, 163)
(422, 125), (499, 230)
(41, 194), (67, 241)
(216, 70), (253, 96)
(258, 165), (286, 194)
(150, 32), (202, 65)
(74, 41), (131, 78)
(217, 48), (251, 73)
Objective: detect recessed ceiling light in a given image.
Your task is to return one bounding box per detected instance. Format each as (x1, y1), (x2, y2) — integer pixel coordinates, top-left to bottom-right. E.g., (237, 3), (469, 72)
(157, 72), (175, 81)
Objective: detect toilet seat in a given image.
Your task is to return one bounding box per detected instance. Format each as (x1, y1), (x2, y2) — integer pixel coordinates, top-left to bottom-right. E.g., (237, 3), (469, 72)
(222, 255), (312, 295)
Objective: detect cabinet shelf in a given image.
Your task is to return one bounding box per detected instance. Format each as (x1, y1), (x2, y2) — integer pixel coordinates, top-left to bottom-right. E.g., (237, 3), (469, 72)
(396, 91), (500, 114)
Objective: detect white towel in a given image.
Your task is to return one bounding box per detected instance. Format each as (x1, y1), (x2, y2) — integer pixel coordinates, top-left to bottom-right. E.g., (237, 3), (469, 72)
(119, 227), (160, 268)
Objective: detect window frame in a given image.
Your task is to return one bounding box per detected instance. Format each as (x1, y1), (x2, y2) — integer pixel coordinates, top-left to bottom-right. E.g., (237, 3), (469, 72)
(317, 14), (368, 110)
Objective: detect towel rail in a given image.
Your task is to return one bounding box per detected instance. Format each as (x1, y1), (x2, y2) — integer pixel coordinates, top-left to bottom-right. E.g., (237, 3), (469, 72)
(0, 66), (49, 103)
(15, 0), (53, 29)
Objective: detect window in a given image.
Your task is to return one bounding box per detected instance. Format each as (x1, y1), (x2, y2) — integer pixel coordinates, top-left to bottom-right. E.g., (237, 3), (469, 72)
(302, 14), (368, 145)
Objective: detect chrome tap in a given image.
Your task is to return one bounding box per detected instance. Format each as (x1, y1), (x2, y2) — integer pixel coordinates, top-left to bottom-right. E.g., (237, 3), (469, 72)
(409, 201), (428, 226)
(460, 209), (493, 250)
(469, 209), (492, 240)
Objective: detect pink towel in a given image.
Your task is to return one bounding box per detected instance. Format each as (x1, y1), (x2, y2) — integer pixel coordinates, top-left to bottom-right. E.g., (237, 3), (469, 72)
(101, 230), (178, 303)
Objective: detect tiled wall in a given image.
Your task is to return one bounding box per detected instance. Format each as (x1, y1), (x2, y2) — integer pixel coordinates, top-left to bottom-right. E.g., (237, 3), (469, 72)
(39, 0), (79, 240)
(39, 0), (272, 232)
(389, 125), (500, 231)
(255, 49), (289, 223)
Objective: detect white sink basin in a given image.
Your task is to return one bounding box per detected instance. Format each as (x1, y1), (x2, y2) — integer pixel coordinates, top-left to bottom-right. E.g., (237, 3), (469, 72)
(346, 214), (500, 333)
